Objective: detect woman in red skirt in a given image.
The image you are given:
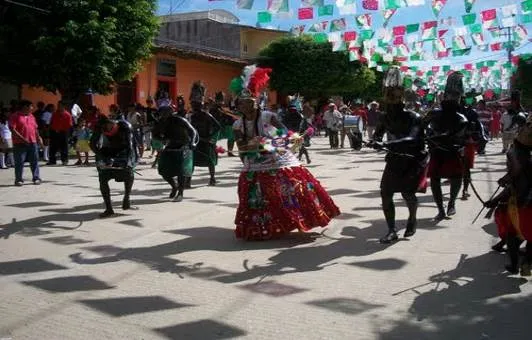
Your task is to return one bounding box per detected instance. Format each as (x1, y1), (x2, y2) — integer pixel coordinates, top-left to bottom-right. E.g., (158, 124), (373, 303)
(230, 66), (340, 240)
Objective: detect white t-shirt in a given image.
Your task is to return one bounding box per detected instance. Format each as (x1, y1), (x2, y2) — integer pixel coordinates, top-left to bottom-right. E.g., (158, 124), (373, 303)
(233, 111), (275, 138)
(0, 122), (12, 140)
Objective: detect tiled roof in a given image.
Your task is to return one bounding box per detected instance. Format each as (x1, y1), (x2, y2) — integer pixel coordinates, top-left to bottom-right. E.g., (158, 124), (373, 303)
(155, 44), (248, 66)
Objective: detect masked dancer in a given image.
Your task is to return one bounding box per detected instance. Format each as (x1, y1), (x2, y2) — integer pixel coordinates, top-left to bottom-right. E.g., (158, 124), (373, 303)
(231, 65), (340, 241)
(461, 100), (487, 200)
(152, 106), (198, 201)
(485, 115), (532, 275)
(188, 82), (222, 187)
(211, 91), (238, 157)
(90, 115), (138, 218)
(369, 67), (428, 243)
(425, 72), (468, 220)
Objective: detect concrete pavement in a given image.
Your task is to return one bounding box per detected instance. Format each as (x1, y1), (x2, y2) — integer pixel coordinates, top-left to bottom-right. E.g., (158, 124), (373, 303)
(0, 137), (531, 340)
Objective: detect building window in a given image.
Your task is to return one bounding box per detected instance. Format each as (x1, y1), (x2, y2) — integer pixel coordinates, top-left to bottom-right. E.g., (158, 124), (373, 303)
(243, 43), (248, 53)
(157, 59), (176, 77)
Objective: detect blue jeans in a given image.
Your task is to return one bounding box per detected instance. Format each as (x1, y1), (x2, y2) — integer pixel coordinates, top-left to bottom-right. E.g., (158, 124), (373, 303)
(13, 143), (40, 183)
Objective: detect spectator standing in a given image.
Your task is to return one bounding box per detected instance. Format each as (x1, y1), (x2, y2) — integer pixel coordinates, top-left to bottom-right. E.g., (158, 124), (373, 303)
(74, 118), (91, 166)
(144, 97), (158, 151)
(40, 104), (54, 162)
(0, 109), (14, 169)
(323, 103), (342, 149)
(366, 101), (381, 140)
(48, 101), (73, 165)
(126, 103), (145, 158)
(9, 100), (42, 186)
(490, 106), (502, 139)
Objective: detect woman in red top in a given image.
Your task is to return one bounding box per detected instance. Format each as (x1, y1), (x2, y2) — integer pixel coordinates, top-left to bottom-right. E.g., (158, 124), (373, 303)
(48, 101), (73, 165)
(491, 108), (502, 139)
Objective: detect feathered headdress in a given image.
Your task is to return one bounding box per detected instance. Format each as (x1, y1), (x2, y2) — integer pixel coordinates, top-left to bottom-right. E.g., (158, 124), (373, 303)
(229, 64), (272, 99)
(383, 66), (405, 104)
(443, 72), (464, 102)
(190, 81), (206, 104)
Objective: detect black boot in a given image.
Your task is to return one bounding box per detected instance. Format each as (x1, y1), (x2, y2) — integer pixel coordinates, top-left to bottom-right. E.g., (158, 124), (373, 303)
(185, 177), (192, 189)
(431, 178), (446, 220)
(165, 176), (178, 198)
(404, 221), (416, 238)
(506, 235), (521, 274)
(380, 229), (399, 244)
(174, 176), (185, 202)
(446, 203), (456, 217)
(403, 192), (418, 238)
(491, 239), (506, 253)
(99, 180), (114, 218)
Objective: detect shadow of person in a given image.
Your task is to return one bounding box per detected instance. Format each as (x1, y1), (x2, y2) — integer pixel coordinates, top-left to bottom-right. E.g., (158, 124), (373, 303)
(0, 212), (100, 239)
(215, 225), (395, 284)
(69, 226), (319, 278)
(379, 252), (529, 340)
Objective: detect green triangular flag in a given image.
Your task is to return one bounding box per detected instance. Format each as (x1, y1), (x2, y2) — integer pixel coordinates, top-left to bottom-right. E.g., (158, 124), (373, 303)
(312, 33), (328, 43)
(406, 23), (420, 34)
(318, 5), (334, 16)
(523, 0), (532, 13)
(465, 0), (475, 13)
(360, 30), (374, 40)
(469, 23), (482, 34)
(462, 14), (476, 25)
(522, 13), (532, 23)
(257, 11), (272, 23)
(385, 0), (405, 10)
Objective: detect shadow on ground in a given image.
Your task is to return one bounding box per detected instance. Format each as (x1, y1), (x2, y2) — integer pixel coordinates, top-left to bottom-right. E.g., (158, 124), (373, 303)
(377, 252), (530, 340)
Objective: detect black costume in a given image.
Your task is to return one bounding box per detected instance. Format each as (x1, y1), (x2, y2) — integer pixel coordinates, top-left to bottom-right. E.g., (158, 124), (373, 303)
(425, 72), (468, 219)
(372, 104), (427, 243)
(485, 138), (532, 275)
(90, 117), (138, 218)
(152, 108), (198, 201)
(189, 82), (221, 186)
(210, 91), (236, 156)
(461, 105), (487, 199)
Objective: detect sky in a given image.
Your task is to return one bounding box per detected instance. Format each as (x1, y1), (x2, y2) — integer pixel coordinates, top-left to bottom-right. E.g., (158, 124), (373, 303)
(156, 0), (532, 68)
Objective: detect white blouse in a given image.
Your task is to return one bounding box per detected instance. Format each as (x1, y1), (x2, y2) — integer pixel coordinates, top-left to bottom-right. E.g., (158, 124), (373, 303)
(233, 111), (275, 139)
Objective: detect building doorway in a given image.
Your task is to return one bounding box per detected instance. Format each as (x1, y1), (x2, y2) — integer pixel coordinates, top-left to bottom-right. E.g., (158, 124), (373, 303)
(117, 77), (137, 110)
(156, 79), (176, 101)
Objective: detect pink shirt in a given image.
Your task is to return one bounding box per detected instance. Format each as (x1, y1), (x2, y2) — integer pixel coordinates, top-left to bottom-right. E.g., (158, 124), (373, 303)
(9, 112), (38, 145)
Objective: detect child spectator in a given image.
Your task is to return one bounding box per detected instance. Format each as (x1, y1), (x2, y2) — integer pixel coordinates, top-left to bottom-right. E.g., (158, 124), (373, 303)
(74, 119), (91, 166)
(0, 108), (14, 169)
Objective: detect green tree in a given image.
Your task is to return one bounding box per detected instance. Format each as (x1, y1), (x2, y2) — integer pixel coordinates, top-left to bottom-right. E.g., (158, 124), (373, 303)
(0, 0), (159, 103)
(257, 36), (376, 99)
(514, 56), (532, 108)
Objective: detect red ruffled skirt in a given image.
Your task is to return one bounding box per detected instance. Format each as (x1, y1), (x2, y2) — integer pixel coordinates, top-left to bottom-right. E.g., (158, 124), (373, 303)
(235, 166), (340, 241)
(495, 205), (532, 241)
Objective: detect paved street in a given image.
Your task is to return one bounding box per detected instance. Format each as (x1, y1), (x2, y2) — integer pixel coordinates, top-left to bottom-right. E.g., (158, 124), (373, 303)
(0, 136), (530, 340)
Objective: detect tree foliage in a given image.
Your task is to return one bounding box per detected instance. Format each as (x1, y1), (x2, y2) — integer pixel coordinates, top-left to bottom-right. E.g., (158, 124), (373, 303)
(257, 36), (376, 99)
(514, 58), (532, 107)
(0, 0), (159, 101)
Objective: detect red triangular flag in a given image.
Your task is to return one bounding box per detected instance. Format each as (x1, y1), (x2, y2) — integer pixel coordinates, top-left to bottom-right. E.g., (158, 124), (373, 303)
(423, 21), (438, 29)
(362, 0), (379, 10)
(438, 29), (448, 38)
(481, 9), (496, 22)
(393, 25), (406, 36)
(298, 7), (314, 20)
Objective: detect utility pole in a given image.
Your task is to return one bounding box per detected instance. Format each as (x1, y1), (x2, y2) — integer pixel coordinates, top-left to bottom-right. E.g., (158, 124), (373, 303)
(498, 25), (514, 95)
